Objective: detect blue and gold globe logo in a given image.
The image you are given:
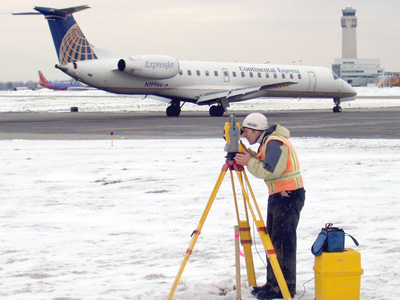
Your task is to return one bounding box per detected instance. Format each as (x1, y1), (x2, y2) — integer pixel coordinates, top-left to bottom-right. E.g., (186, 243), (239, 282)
(59, 24), (97, 64)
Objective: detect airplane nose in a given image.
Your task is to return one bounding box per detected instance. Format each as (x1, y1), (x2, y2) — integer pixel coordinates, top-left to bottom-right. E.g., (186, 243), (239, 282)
(346, 82), (357, 97)
(341, 79), (357, 97)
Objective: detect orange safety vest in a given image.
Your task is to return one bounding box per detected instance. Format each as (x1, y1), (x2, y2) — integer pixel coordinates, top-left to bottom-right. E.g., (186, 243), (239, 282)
(256, 135), (304, 195)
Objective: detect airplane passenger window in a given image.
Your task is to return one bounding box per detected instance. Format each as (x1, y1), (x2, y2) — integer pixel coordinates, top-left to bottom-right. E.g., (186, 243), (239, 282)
(258, 73), (262, 78)
(250, 72), (253, 78)
(188, 70), (192, 76)
(241, 72), (245, 77)
(266, 73), (270, 78)
(223, 71), (228, 77)
(298, 74), (302, 79)
(196, 70), (201, 76)
(282, 74), (286, 79)
(205, 70), (210, 76)
(290, 74), (294, 79)
(232, 71), (237, 77)
(179, 70), (183, 75)
(214, 71), (219, 76)
(273, 73), (277, 78)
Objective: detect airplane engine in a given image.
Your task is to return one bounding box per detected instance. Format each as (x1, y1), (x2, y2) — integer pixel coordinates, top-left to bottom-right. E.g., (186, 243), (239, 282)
(117, 55), (179, 79)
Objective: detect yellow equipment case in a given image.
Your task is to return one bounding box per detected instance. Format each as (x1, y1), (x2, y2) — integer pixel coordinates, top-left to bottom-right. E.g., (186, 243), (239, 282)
(314, 248), (363, 300)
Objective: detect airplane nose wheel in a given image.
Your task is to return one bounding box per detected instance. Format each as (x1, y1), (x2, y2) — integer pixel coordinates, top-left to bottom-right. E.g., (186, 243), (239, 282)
(333, 98), (342, 113)
(333, 106), (342, 113)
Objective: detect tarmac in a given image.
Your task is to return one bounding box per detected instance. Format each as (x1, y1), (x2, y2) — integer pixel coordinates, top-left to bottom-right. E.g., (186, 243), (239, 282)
(0, 107), (399, 140)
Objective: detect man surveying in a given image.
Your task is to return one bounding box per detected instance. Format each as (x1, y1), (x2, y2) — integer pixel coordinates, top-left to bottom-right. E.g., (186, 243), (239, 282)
(235, 112), (305, 300)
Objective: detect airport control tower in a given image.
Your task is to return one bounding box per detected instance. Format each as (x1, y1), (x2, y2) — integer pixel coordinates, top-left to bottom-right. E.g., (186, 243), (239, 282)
(341, 6), (357, 58)
(333, 6), (384, 86)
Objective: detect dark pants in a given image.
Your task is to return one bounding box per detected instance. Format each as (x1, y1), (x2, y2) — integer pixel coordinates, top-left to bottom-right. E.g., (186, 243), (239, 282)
(266, 188), (305, 294)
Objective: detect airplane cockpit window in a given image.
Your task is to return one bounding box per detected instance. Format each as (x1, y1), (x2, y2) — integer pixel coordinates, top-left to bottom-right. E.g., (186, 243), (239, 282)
(332, 72), (340, 80)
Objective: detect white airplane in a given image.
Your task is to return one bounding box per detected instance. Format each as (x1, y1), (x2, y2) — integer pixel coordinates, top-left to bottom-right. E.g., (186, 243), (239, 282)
(15, 5), (356, 116)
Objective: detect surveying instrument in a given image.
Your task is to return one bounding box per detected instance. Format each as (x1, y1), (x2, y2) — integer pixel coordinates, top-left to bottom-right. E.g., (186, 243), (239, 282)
(167, 114), (292, 300)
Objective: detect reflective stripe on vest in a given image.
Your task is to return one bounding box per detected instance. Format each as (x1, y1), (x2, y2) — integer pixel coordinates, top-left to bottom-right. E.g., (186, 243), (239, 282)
(256, 135), (304, 195)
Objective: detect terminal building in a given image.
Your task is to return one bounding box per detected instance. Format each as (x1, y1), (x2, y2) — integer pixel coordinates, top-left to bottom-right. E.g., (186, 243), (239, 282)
(332, 6), (385, 86)
(332, 58), (384, 87)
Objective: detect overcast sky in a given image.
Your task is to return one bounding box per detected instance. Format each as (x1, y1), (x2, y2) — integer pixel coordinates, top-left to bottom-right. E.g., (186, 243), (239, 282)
(1, 0), (399, 82)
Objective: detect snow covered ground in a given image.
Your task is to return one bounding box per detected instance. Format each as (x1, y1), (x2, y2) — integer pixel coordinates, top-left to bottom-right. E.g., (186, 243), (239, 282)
(0, 88), (399, 299)
(0, 87), (400, 113)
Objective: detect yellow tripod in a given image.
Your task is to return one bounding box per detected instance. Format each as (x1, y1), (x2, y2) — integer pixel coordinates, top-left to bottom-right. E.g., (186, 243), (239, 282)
(167, 159), (292, 300)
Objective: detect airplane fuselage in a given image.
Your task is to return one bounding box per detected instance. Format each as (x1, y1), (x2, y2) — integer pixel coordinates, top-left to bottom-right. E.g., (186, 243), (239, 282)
(59, 59), (355, 104)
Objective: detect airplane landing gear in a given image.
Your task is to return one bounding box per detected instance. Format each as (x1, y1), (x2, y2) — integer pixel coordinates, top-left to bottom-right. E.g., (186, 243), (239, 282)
(209, 105), (225, 117)
(166, 101), (181, 117)
(333, 98), (342, 113)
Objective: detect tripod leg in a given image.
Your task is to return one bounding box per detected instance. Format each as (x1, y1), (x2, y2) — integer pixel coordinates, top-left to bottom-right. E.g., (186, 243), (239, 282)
(167, 169), (227, 300)
(238, 220), (257, 286)
(234, 226), (242, 300)
(229, 169), (257, 287)
(255, 221), (292, 300)
(235, 169), (292, 300)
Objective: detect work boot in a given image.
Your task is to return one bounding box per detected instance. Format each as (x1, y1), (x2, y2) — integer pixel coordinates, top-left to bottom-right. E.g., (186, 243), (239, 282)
(256, 289), (295, 300)
(251, 282), (272, 296)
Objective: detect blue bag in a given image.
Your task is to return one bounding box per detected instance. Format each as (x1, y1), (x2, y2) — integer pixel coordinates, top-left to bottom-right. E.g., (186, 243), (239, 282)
(311, 223), (359, 256)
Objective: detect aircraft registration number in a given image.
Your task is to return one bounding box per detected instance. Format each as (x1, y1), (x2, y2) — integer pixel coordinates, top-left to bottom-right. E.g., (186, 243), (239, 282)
(144, 81), (166, 88)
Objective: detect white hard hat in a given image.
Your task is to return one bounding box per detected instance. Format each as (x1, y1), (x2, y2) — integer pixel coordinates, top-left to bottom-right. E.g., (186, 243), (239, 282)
(242, 113), (268, 131)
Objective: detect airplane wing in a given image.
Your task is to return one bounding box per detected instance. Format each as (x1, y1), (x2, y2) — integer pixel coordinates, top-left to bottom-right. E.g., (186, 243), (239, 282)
(196, 81), (298, 104)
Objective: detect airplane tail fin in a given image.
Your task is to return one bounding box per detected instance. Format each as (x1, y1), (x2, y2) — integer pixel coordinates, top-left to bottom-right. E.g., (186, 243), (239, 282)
(38, 71), (47, 86)
(31, 5), (97, 64)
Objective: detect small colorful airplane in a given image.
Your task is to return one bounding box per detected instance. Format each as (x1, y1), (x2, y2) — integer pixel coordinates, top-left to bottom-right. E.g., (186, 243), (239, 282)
(38, 71), (87, 90)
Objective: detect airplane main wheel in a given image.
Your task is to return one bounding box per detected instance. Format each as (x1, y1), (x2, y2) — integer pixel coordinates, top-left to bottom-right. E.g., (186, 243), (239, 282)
(209, 105), (224, 117)
(166, 105), (181, 117)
